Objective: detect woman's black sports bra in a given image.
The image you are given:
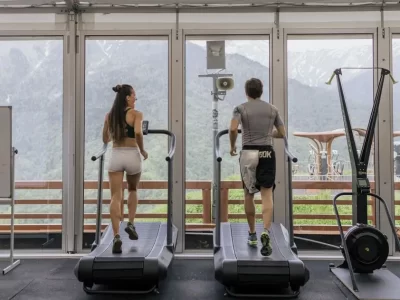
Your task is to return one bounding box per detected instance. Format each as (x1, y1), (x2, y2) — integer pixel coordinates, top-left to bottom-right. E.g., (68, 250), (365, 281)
(125, 108), (135, 138)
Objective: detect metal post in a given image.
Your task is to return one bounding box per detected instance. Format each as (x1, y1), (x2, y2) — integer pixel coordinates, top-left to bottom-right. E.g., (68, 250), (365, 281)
(212, 77), (218, 223)
(214, 129), (232, 248)
(146, 129), (176, 248)
(287, 153), (294, 248)
(10, 148), (15, 263)
(90, 143), (108, 250)
(215, 158), (221, 248)
(198, 73), (233, 223)
(284, 137), (296, 249)
(94, 154), (104, 247)
(214, 130), (226, 248)
(167, 155), (173, 247)
(3, 147), (21, 275)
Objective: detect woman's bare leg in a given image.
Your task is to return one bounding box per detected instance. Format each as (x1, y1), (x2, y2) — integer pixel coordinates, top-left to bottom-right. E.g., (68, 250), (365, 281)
(120, 187), (125, 222)
(109, 171), (124, 253)
(124, 172), (141, 240)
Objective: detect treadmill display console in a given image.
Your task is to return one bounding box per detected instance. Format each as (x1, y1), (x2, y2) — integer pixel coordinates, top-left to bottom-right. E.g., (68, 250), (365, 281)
(357, 178), (370, 188)
(142, 120), (149, 135)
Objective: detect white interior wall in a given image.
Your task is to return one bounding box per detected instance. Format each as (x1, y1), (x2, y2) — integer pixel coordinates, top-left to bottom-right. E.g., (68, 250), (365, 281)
(77, 11), (394, 31)
(0, 13), (67, 31)
(0, 10), (400, 31)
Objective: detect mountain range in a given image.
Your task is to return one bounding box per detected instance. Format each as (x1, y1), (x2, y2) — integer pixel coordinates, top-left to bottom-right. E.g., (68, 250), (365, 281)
(1, 38), (400, 186)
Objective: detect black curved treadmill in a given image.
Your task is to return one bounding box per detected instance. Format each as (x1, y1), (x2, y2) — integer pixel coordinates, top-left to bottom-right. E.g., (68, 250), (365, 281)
(74, 122), (178, 295)
(213, 129), (310, 298)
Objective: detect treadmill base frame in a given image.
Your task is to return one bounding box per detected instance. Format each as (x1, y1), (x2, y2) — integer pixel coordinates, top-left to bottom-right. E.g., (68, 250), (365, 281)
(75, 223), (178, 296)
(83, 283), (159, 295)
(224, 286), (300, 299)
(214, 223), (309, 299)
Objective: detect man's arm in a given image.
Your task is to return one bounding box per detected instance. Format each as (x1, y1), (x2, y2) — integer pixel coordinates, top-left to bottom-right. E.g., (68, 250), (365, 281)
(229, 118), (239, 148)
(273, 109), (286, 138)
(229, 106), (241, 155)
(102, 113), (110, 144)
(272, 127), (286, 138)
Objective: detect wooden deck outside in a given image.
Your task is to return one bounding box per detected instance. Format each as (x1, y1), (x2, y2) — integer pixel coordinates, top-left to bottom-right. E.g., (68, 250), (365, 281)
(0, 180), (399, 236)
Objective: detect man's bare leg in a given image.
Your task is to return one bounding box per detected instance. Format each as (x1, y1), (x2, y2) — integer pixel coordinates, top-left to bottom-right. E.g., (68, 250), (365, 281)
(244, 188), (258, 246)
(260, 186), (273, 256)
(261, 187), (273, 230)
(244, 189), (256, 233)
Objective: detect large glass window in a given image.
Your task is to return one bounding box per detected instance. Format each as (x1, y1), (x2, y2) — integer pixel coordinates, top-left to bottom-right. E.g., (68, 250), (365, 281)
(0, 38), (64, 250)
(287, 36), (375, 250)
(184, 36), (270, 249)
(392, 36), (400, 249)
(83, 38), (169, 248)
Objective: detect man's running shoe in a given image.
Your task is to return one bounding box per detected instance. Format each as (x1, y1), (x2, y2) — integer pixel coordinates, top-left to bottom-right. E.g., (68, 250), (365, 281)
(260, 231), (273, 256)
(248, 232), (258, 247)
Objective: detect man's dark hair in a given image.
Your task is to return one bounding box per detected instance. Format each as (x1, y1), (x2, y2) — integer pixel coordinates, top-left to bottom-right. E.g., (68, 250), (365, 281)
(245, 78), (263, 99)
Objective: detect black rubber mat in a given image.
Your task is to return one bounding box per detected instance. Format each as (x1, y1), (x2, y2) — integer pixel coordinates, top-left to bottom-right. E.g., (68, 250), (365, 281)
(93, 222), (160, 260)
(0, 258), (400, 300)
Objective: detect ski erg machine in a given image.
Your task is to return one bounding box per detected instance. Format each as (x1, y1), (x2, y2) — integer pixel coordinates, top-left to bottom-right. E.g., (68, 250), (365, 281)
(326, 68), (400, 300)
(214, 129), (310, 298)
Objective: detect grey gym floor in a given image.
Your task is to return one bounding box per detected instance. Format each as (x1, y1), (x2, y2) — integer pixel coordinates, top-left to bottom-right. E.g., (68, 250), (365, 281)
(0, 259), (399, 300)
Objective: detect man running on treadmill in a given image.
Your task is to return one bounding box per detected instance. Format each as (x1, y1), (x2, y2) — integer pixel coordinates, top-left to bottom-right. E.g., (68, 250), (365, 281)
(229, 78), (286, 256)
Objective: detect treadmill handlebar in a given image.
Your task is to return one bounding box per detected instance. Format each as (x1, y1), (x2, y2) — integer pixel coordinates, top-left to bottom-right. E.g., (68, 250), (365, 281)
(91, 130), (175, 162)
(148, 129), (176, 161)
(284, 137), (298, 163)
(215, 129), (230, 162)
(215, 129), (297, 163)
(91, 143), (108, 161)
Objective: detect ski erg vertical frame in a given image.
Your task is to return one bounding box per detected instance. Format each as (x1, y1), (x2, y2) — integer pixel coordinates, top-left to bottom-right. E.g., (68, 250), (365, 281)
(333, 67), (390, 225)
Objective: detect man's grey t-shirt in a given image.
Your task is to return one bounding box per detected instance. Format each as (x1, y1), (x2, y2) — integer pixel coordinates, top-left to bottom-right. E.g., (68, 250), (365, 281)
(232, 98), (284, 146)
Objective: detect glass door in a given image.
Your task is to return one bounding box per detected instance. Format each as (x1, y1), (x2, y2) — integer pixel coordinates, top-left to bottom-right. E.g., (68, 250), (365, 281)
(287, 34), (375, 250)
(0, 38), (64, 250)
(82, 37), (170, 248)
(184, 35), (270, 250)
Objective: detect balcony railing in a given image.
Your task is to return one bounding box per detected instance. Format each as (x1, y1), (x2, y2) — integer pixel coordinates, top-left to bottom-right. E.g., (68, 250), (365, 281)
(1, 180), (399, 236)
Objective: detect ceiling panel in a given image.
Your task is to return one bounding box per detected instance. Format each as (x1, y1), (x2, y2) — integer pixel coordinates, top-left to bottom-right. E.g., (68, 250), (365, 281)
(0, 0), (395, 6)
(0, 0), (399, 10)
(0, 0), (66, 7)
(85, 0), (390, 4)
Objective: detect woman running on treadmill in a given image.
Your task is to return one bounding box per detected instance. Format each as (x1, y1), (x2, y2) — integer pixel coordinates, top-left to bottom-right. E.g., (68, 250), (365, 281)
(102, 84), (148, 254)
(229, 78), (286, 256)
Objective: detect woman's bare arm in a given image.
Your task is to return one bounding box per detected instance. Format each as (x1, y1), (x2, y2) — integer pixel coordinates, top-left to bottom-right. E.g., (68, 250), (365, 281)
(134, 111), (148, 159)
(102, 114), (110, 144)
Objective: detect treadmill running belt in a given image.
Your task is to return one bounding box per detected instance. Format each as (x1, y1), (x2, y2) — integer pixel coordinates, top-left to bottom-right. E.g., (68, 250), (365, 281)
(92, 222), (161, 261)
(231, 223), (288, 264)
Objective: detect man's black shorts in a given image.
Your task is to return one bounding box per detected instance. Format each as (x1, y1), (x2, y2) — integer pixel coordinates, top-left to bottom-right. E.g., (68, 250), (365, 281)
(239, 145), (276, 194)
